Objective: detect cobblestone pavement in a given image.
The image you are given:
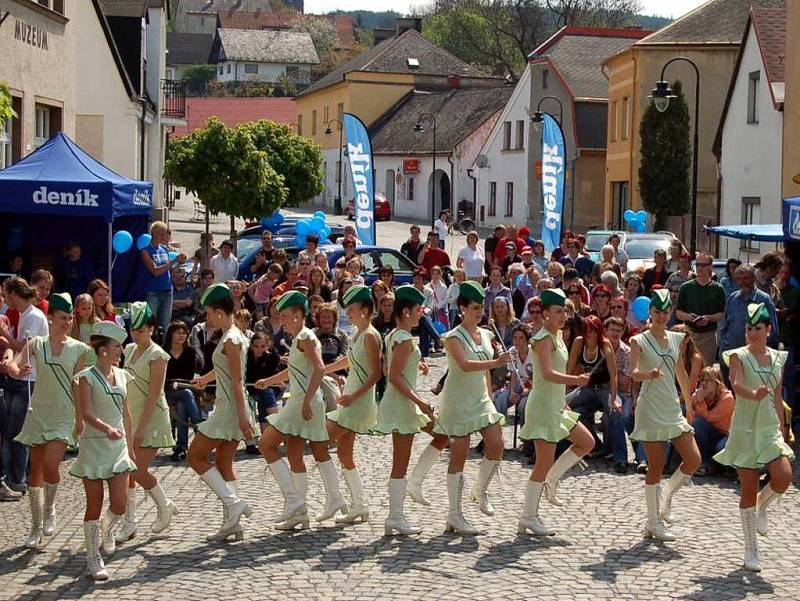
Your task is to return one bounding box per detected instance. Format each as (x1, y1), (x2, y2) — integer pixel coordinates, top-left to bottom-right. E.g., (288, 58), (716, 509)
(2, 356), (799, 601)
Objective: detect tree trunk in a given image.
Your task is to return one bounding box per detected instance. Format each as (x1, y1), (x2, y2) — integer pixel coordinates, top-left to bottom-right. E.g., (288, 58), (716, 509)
(229, 214), (237, 256)
(201, 209), (211, 270)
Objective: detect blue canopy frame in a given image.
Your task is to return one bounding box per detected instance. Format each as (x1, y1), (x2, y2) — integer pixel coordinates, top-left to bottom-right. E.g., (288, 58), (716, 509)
(0, 133), (153, 301)
(704, 223), (784, 242)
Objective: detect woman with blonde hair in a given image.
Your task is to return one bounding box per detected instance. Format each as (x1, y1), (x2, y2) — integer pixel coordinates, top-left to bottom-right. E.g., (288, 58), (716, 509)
(691, 366), (734, 477)
(140, 221), (185, 332)
(71, 293), (101, 366)
(547, 261), (565, 288)
(488, 296), (520, 350)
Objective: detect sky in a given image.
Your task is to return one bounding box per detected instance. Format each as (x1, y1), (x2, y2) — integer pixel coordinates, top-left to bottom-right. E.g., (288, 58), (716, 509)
(303, 0), (709, 19)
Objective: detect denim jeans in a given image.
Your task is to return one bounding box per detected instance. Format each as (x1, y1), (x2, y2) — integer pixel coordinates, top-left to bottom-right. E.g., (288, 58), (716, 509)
(693, 415), (728, 469)
(569, 385), (627, 463)
(417, 314), (442, 358)
(620, 393), (647, 463)
(145, 289), (174, 333)
(251, 388), (278, 423)
(167, 388), (203, 451)
(1, 380), (32, 492)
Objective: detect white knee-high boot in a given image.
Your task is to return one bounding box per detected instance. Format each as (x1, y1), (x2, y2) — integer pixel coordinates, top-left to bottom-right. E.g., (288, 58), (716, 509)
(276, 472), (309, 530)
(115, 492), (138, 543)
(315, 460), (347, 521)
(24, 486), (44, 548)
(83, 520), (108, 581)
(267, 459), (305, 523)
(643, 484), (675, 541)
(384, 478), (420, 535)
(661, 468), (691, 523)
(756, 483), (780, 536)
(407, 445), (440, 505)
(146, 482), (179, 533)
(470, 458), (500, 516)
(101, 510), (124, 555)
(336, 467), (370, 524)
(445, 473), (479, 535)
(43, 482), (58, 536)
(518, 480), (555, 536)
(740, 507), (761, 571)
(200, 467), (252, 541)
(544, 449), (581, 507)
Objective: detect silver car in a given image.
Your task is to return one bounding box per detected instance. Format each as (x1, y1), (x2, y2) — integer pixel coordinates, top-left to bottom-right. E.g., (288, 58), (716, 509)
(623, 233), (677, 272)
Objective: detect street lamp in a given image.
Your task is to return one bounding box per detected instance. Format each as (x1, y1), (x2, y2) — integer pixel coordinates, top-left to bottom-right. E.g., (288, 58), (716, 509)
(325, 118), (344, 215)
(413, 112), (437, 226)
(649, 57), (700, 255)
(531, 96), (564, 132)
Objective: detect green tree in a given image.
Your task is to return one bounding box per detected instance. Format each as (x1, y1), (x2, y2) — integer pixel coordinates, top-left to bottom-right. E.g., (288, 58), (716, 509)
(182, 65), (216, 96)
(0, 81), (16, 126)
(638, 80), (691, 231)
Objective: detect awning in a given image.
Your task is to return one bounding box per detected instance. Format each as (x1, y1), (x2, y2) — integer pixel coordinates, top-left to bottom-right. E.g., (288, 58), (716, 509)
(704, 223), (784, 242)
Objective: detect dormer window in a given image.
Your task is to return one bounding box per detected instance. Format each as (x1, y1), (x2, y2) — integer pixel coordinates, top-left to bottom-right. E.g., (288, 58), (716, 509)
(407, 58), (420, 69)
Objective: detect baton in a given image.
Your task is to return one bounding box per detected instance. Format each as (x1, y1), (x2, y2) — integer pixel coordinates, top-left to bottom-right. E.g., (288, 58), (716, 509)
(489, 323), (523, 449)
(25, 333), (32, 404)
(168, 379), (261, 390)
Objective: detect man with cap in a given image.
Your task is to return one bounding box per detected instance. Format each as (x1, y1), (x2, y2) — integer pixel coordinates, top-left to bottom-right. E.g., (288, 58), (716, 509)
(70, 320), (136, 580)
(629, 289), (700, 541)
(500, 241), (522, 278)
(210, 240), (240, 284)
(5, 293), (89, 549)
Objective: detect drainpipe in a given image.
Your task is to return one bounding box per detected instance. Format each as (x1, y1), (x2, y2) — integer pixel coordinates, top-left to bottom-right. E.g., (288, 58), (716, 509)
(447, 153), (454, 214)
(467, 168), (477, 222)
(139, 97), (148, 181)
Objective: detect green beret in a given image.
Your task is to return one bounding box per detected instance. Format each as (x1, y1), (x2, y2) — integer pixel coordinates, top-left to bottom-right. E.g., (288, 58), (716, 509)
(49, 292), (73, 314)
(130, 301), (153, 330)
(540, 288), (566, 307)
(275, 290), (308, 313)
(342, 284), (371, 307)
(91, 321), (127, 344)
(459, 280), (486, 304)
(394, 284), (425, 306)
(650, 288), (671, 311)
(746, 302), (770, 326)
(200, 283), (231, 308)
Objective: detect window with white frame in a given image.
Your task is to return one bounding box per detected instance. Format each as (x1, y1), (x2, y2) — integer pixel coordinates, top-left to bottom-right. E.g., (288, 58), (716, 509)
(35, 105), (50, 149)
(244, 64), (258, 75)
(741, 197), (761, 251)
(219, 65), (224, 75)
(1, 116), (12, 169)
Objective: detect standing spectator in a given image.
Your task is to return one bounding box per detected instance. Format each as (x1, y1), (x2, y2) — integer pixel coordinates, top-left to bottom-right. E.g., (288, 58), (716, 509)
(250, 230), (275, 277)
(675, 252), (726, 367)
(412, 268), (443, 357)
(531, 240), (549, 274)
(623, 274), (646, 329)
(400, 225), (424, 264)
(666, 239), (686, 272)
(210, 240), (239, 284)
(642, 249), (671, 295)
(483, 265), (512, 316)
(589, 246), (620, 284)
(590, 284), (612, 321)
(518, 226), (534, 247)
(163, 321), (204, 462)
(334, 277), (355, 337)
(272, 264), (300, 298)
(245, 332), (281, 438)
(315, 302), (350, 365)
(70, 293), (100, 365)
(600, 270), (622, 298)
(423, 266), (449, 327)
(7, 255), (24, 278)
(5, 271), (52, 336)
(559, 239), (594, 281)
(565, 285), (590, 318)
(340, 236), (358, 264)
(371, 281), (389, 305)
(297, 256), (313, 284)
(433, 210), (449, 249)
(378, 265), (395, 290)
(547, 261), (565, 288)
(418, 231), (451, 273)
(719, 258), (742, 298)
(0, 278), (49, 495)
(754, 252), (783, 299)
(608, 233), (628, 272)
(446, 269), (466, 327)
(456, 232), (485, 281)
(500, 241), (522, 277)
(298, 234), (321, 262)
(59, 241), (95, 300)
(87, 279), (121, 325)
(484, 225), (506, 273)
(665, 252), (694, 294)
(247, 263), (282, 320)
(372, 293), (396, 339)
(514, 265), (540, 317)
(776, 258), (798, 429)
(171, 268), (198, 327)
(718, 263), (779, 385)
(270, 248), (289, 280)
(488, 296), (520, 350)
(609, 297), (636, 341)
(141, 221), (184, 333)
(493, 225), (525, 264)
(197, 269), (215, 297)
(691, 366), (734, 476)
(549, 230), (574, 263)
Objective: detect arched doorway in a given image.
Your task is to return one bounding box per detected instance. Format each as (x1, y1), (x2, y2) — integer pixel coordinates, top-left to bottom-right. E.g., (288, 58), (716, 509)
(428, 169), (451, 222)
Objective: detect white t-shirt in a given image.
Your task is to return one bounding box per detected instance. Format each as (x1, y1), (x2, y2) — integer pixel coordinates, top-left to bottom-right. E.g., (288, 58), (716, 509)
(423, 281), (448, 311)
(458, 246), (485, 278)
(434, 219), (448, 242)
(16, 304), (49, 382)
(210, 253), (240, 283)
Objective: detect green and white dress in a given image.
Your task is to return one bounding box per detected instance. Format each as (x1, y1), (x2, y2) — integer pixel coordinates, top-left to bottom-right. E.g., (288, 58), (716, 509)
(714, 347), (795, 469)
(327, 325), (379, 434)
(197, 326), (257, 442)
(69, 366), (136, 480)
(123, 342), (175, 448)
(373, 329), (430, 435)
(434, 326), (504, 437)
(629, 329), (693, 442)
(77, 323), (97, 367)
(520, 328), (580, 442)
(15, 336), (89, 447)
(267, 327), (328, 442)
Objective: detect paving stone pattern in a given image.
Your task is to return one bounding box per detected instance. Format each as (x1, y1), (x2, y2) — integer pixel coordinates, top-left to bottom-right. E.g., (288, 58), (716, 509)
(2, 356), (798, 601)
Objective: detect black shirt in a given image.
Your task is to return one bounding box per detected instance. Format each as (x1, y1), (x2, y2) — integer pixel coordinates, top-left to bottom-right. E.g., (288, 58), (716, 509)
(165, 346), (203, 386)
(401, 239), (423, 264)
(246, 349), (280, 395)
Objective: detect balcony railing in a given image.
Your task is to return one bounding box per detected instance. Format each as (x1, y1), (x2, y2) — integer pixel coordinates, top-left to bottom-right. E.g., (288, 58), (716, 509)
(161, 79), (186, 120)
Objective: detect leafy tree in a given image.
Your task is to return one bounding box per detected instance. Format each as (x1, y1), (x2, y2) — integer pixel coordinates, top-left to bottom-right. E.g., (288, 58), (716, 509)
(545, 0), (640, 27)
(182, 65), (216, 96)
(290, 14), (337, 57)
(638, 80), (691, 231)
(0, 81), (16, 126)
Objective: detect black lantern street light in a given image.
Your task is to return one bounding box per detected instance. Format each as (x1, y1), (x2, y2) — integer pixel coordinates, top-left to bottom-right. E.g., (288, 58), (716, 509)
(413, 112), (437, 226)
(531, 95), (564, 131)
(649, 56), (700, 255)
(325, 118), (344, 215)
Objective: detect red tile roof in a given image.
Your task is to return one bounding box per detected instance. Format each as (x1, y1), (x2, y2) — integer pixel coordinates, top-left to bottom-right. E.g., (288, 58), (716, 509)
(217, 10), (356, 49)
(751, 5), (786, 85)
(174, 97), (297, 137)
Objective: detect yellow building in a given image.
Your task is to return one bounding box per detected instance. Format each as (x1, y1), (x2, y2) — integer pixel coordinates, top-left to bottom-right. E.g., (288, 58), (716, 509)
(603, 0), (762, 243)
(294, 24), (502, 211)
(782, 0), (800, 200)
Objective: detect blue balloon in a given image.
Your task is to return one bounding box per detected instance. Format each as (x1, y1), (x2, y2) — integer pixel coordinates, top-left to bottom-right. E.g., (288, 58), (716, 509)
(112, 230), (133, 253)
(635, 210), (648, 222)
(314, 211), (326, 221)
(136, 233), (152, 250)
(623, 209), (635, 222)
(319, 238), (331, 245)
(632, 296), (651, 321)
(296, 219), (311, 237)
(320, 224), (332, 240)
(433, 320), (448, 334)
(273, 211), (285, 226)
(295, 233), (308, 247)
(633, 221), (647, 233)
(168, 251), (178, 261)
(310, 216), (325, 232)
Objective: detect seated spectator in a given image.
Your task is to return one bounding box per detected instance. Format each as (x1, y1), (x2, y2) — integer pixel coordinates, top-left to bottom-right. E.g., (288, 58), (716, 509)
(163, 321), (204, 462)
(547, 260), (565, 288)
(315, 302), (350, 408)
(7, 254), (24, 277)
(335, 277), (355, 337)
(308, 266), (332, 302)
(609, 297), (636, 342)
(197, 268), (215, 297)
(297, 255), (313, 283)
(314, 252), (330, 280)
(673, 323), (704, 391)
(537, 277), (554, 294)
(488, 296), (520, 350)
(561, 298), (583, 353)
(484, 265), (511, 317)
(210, 240), (239, 283)
(273, 263), (300, 297)
(271, 248), (289, 281)
(378, 265), (395, 290)
(371, 280), (390, 305)
(590, 284), (612, 320)
(345, 257), (365, 286)
(226, 280), (246, 312)
(234, 308), (254, 340)
(600, 269), (622, 297)
(505, 326), (533, 419)
(522, 297), (544, 333)
(372, 293), (396, 338)
(254, 297), (291, 354)
(590, 245), (621, 284)
(245, 332), (282, 452)
(59, 241), (95, 300)
(306, 294), (324, 328)
(171, 268), (198, 326)
(691, 366), (734, 476)
(565, 284), (590, 318)
(298, 233), (320, 262)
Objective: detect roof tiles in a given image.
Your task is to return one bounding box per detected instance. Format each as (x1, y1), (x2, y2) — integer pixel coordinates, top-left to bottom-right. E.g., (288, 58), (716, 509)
(173, 97), (296, 137)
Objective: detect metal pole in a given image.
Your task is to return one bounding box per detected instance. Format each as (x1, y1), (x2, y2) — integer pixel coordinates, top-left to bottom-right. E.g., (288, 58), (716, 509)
(691, 74), (700, 256)
(107, 223), (113, 299)
(432, 121), (436, 227)
(337, 125), (343, 216)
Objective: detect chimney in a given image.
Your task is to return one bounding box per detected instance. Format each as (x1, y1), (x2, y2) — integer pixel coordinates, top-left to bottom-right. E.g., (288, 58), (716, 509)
(372, 28), (394, 46)
(447, 74), (461, 89)
(396, 17), (422, 35)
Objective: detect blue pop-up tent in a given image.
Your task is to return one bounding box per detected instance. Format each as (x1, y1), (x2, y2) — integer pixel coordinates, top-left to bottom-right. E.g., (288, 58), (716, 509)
(0, 133), (153, 301)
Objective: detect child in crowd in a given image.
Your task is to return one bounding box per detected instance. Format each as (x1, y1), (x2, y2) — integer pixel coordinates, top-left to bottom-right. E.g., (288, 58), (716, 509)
(247, 263), (283, 320)
(71, 293), (101, 366)
(234, 309), (254, 341)
(244, 332), (282, 454)
(446, 268), (466, 328)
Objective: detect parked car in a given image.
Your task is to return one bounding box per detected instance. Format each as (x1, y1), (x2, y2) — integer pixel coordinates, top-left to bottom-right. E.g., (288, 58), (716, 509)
(623, 232), (677, 272)
(325, 245), (416, 285)
(346, 192), (391, 221)
(238, 221), (346, 243)
(584, 230), (626, 262)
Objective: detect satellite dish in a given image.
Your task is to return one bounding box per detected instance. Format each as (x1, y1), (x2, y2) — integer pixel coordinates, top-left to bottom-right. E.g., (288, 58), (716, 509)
(794, 173), (800, 185)
(476, 154), (489, 168)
